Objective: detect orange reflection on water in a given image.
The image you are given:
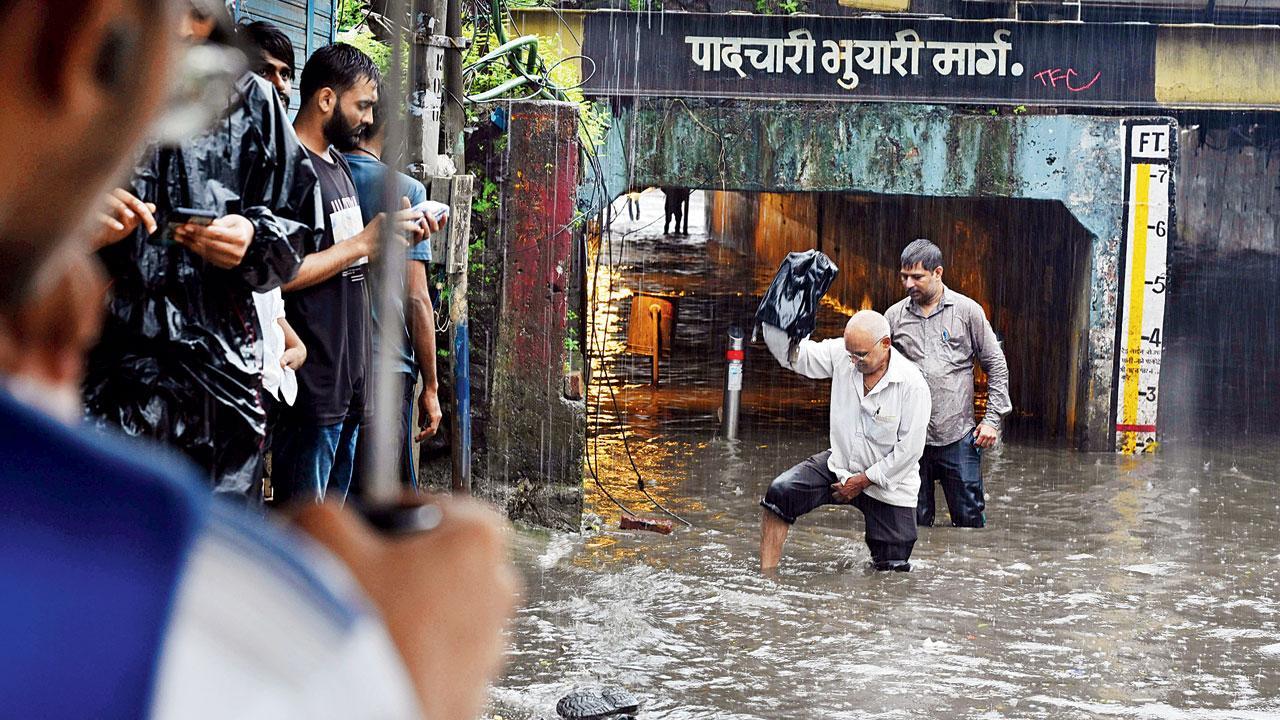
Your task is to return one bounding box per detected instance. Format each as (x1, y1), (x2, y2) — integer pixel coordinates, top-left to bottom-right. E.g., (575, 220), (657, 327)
(584, 244), (707, 561)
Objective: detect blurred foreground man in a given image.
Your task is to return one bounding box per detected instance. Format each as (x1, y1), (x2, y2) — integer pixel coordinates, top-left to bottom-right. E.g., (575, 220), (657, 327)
(0, 2), (516, 718)
(759, 311), (930, 572)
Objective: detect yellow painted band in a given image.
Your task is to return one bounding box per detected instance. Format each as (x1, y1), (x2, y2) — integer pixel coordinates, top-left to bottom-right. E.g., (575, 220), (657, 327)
(1155, 27), (1280, 108)
(1121, 164), (1151, 452)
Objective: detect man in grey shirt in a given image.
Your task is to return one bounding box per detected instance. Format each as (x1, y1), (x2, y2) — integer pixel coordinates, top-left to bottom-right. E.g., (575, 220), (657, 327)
(885, 239), (1011, 528)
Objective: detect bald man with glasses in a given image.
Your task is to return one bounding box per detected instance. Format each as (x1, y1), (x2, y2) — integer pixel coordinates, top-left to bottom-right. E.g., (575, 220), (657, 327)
(759, 310), (932, 572)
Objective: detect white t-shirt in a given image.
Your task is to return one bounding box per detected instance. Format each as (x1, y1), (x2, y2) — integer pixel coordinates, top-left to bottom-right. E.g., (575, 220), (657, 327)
(253, 289), (297, 406)
(150, 507), (423, 719)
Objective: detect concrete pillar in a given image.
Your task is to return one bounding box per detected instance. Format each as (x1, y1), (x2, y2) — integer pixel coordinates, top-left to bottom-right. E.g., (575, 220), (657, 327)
(484, 100), (584, 530)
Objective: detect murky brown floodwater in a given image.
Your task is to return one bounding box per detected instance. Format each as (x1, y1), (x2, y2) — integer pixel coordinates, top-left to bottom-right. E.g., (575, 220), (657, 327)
(490, 190), (1280, 719)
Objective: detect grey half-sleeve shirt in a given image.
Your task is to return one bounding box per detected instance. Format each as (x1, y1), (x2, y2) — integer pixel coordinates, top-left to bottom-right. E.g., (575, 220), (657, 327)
(885, 286), (1011, 446)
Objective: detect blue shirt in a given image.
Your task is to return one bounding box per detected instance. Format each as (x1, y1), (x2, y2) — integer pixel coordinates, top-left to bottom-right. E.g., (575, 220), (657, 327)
(344, 152), (432, 376)
(0, 388), (418, 718)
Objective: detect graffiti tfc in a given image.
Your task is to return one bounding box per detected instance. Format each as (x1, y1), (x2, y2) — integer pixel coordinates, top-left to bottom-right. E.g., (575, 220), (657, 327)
(1033, 67), (1102, 92)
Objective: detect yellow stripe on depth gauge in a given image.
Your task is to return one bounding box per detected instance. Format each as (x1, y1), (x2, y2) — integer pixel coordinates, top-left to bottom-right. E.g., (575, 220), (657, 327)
(1121, 164), (1152, 452)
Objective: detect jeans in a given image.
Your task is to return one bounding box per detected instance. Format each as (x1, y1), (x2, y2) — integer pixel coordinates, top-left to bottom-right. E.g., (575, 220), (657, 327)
(270, 411), (361, 506)
(917, 427), (985, 528)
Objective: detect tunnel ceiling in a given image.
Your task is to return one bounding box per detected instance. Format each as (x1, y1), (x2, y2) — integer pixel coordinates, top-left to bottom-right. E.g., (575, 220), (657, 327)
(601, 99), (1130, 244)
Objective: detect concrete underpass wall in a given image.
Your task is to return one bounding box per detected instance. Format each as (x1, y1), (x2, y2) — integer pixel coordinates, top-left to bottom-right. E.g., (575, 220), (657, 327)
(707, 191), (817, 272)
(709, 190), (1093, 443)
(1160, 121), (1280, 445)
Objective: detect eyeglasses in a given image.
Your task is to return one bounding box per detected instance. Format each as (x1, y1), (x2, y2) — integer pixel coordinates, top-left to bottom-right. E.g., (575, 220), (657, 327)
(848, 337), (888, 361)
(149, 0), (248, 145)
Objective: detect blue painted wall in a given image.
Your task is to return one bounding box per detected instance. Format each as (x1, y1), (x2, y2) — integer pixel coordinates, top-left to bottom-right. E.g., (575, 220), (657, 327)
(234, 0), (338, 70)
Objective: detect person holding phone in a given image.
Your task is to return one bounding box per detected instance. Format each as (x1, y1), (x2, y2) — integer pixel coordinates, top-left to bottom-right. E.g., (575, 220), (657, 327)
(344, 86), (445, 494)
(84, 6), (317, 500)
(272, 44), (431, 506)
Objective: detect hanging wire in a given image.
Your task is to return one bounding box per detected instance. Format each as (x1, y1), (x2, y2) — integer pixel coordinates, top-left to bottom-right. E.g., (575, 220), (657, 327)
(577, 131), (692, 527)
(600, 201), (693, 527)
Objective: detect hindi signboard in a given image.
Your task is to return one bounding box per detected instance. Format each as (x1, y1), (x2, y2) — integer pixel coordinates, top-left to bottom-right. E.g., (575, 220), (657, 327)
(583, 13), (1159, 107)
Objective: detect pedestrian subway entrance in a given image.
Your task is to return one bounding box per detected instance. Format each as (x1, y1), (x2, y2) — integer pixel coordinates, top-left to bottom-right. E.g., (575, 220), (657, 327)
(599, 100), (1176, 452)
(588, 188), (1095, 489)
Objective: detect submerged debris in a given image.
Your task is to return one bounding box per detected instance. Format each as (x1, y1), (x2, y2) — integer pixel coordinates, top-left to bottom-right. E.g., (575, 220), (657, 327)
(555, 686), (641, 720)
(620, 514), (674, 534)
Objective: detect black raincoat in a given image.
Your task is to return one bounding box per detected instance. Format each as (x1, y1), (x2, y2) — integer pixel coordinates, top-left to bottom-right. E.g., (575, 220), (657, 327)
(85, 73), (319, 496)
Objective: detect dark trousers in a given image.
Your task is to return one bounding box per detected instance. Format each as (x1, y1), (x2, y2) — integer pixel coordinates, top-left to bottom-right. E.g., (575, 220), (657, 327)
(917, 427), (986, 528)
(761, 451), (917, 565)
(351, 372), (419, 499)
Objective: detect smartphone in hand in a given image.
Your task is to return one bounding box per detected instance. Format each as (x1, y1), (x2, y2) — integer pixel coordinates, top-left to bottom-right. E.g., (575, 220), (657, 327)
(157, 207), (218, 245)
(411, 200), (450, 226)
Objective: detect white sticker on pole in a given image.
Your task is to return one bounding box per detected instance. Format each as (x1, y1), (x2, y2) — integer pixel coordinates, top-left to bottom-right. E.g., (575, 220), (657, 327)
(1114, 121), (1174, 454)
(727, 362), (743, 391)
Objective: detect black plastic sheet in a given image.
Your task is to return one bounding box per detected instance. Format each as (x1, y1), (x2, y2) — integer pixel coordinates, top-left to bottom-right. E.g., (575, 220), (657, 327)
(755, 250), (839, 341)
(85, 74), (318, 496)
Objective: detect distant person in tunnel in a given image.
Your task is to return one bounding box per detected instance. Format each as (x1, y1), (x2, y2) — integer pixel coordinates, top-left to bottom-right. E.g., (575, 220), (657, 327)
(624, 188), (642, 221)
(663, 187), (690, 235)
(759, 310), (931, 572)
(886, 239), (1010, 529)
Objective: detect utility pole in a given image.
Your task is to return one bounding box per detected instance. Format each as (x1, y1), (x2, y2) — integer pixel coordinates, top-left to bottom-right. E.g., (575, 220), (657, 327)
(439, 0), (473, 493)
(411, 0), (474, 493)
(441, 0), (466, 161)
(410, 0), (444, 178)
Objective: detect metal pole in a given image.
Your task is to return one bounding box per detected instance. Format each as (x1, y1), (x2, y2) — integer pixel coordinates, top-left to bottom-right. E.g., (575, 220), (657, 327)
(441, 0), (466, 159)
(445, 176), (474, 492)
(723, 325), (744, 440)
(411, 0), (474, 493)
(440, 0), (472, 493)
(366, 0), (415, 508)
(410, 0), (444, 179)
(649, 303), (661, 386)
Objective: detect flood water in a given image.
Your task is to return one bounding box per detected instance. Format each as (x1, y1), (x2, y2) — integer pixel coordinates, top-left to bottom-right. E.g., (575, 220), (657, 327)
(489, 190), (1280, 719)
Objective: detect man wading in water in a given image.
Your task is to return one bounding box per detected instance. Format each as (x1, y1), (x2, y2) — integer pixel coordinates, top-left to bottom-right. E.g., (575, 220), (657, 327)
(759, 310), (931, 572)
(886, 239), (1010, 528)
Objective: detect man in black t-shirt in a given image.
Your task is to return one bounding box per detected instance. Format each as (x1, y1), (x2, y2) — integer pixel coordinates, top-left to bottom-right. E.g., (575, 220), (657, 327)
(274, 44), (425, 505)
